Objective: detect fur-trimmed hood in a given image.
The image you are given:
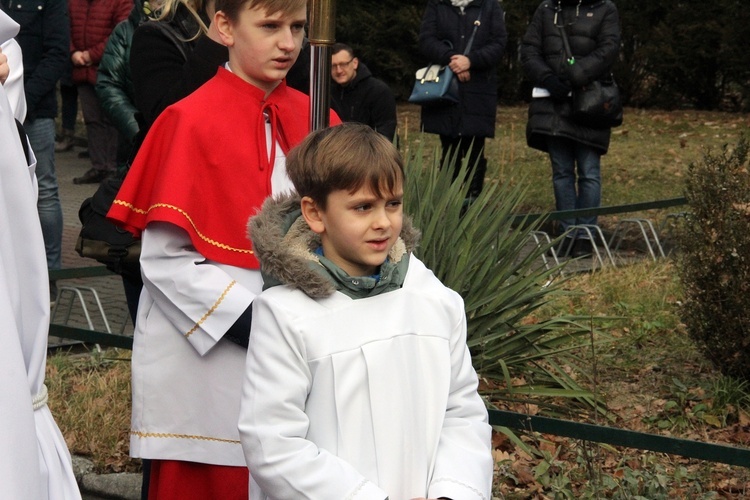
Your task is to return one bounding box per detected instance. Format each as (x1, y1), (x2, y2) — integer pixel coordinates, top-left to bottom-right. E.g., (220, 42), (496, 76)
(248, 193), (421, 299)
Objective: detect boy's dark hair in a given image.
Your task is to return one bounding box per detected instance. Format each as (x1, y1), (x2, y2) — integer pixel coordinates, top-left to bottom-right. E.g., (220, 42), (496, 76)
(287, 123), (404, 210)
(216, 0), (306, 22)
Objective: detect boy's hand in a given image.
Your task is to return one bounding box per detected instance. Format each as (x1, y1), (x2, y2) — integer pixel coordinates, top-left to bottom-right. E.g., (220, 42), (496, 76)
(0, 48), (8, 85)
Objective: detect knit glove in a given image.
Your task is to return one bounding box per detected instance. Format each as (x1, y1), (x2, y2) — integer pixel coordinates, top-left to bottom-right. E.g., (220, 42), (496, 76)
(543, 75), (572, 100)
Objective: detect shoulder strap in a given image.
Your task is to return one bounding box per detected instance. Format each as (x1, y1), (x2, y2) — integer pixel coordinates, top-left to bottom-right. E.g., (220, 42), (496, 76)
(463, 1), (486, 55)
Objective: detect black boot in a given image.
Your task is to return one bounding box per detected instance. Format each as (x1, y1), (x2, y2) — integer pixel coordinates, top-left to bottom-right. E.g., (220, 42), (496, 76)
(572, 238), (593, 258)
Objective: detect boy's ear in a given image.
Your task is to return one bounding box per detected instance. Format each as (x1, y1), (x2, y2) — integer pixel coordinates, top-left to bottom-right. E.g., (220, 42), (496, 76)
(214, 10), (234, 47)
(300, 196), (325, 235)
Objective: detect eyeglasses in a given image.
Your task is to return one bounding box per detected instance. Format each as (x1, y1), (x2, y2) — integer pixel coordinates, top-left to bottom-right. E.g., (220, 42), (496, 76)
(331, 59), (354, 70)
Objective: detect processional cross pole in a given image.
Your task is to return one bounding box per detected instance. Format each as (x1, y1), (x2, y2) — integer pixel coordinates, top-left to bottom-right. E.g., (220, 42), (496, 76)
(308, 0), (336, 132)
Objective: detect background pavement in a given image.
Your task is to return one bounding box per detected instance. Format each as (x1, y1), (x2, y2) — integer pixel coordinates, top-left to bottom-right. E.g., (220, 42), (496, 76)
(51, 147), (134, 344)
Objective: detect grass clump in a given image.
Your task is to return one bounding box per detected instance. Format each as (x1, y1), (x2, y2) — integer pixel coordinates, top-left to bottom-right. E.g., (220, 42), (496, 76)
(46, 349), (137, 473)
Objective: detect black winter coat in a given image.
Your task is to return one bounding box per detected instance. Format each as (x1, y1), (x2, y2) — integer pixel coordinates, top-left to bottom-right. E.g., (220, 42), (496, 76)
(2, 0), (69, 120)
(520, 0), (620, 154)
(129, 4), (228, 130)
(418, 0), (506, 138)
(331, 62), (397, 140)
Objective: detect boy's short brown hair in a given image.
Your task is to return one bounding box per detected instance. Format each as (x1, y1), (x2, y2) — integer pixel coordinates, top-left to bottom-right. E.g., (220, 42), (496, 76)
(287, 123), (404, 210)
(216, 0), (306, 22)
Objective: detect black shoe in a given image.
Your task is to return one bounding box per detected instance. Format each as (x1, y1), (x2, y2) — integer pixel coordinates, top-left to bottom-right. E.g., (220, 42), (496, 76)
(77, 149), (90, 159)
(572, 238), (593, 258)
(73, 168), (109, 184)
(54, 130), (75, 152)
(547, 238), (574, 258)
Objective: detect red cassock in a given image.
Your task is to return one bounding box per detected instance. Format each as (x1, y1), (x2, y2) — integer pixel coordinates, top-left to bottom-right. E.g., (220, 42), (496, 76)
(107, 66), (340, 269)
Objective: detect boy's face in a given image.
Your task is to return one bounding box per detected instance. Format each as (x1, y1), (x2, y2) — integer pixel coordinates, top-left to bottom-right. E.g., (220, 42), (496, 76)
(216, 5), (306, 95)
(304, 184), (404, 277)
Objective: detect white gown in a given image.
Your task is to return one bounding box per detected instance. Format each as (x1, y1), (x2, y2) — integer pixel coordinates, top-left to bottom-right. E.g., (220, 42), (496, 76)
(0, 11), (81, 500)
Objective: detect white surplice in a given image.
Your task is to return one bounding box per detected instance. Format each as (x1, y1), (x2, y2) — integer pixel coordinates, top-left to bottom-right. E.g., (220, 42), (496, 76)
(0, 10), (81, 500)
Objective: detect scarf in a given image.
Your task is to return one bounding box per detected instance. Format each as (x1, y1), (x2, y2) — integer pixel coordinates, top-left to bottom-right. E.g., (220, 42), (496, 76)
(451, 0), (473, 9)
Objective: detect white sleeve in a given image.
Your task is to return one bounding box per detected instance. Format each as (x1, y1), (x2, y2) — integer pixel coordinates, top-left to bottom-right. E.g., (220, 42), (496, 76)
(428, 297), (494, 500)
(140, 222), (256, 356)
(1, 39), (26, 122)
(239, 294), (388, 500)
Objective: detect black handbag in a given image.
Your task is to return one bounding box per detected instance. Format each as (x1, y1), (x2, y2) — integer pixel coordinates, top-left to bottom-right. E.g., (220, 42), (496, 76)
(75, 167), (141, 277)
(572, 78), (623, 129)
(558, 25), (623, 129)
(409, 4), (484, 105)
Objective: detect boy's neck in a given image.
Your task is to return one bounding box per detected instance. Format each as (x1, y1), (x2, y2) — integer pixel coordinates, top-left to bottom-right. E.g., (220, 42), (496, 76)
(225, 61), (282, 98)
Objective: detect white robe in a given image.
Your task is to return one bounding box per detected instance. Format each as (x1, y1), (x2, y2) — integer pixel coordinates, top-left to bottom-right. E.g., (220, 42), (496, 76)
(0, 11), (81, 500)
(1, 36), (25, 121)
(239, 255), (493, 500)
(129, 136), (294, 466)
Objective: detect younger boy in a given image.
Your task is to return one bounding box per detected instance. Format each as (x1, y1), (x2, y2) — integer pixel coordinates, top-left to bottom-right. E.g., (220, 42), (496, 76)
(240, 123), (493, 500)
(107, 0), (339, 497)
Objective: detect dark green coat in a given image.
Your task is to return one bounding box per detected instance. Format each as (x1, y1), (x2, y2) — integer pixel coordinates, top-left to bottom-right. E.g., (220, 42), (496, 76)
(95, 2), (146, 142)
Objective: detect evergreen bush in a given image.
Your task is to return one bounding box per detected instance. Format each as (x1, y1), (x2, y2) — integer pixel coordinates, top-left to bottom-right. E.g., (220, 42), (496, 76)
(677, 135), (750, 380)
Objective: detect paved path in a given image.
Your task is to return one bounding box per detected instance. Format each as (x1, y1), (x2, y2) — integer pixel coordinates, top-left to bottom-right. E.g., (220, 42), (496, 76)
(51, 148), (134, 346)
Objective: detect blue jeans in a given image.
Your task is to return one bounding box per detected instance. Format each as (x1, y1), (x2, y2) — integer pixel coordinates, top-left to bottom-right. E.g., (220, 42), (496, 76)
(25, 118), (63, 271)
(547, 136), (601, 237)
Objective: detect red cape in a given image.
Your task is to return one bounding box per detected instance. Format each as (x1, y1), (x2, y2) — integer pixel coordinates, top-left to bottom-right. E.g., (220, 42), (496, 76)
(107, 67), (340, 269)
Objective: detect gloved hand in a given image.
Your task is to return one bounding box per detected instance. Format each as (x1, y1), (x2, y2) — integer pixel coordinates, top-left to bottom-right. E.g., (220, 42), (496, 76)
(543, 75), (572, 100)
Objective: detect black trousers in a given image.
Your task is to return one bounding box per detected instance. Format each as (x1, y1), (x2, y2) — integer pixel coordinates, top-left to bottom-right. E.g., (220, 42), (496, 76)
(439, 135), (487, 196)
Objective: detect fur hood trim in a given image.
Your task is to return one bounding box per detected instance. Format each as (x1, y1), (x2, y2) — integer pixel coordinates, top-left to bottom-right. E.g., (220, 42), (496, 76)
(248, 193), (420, 299)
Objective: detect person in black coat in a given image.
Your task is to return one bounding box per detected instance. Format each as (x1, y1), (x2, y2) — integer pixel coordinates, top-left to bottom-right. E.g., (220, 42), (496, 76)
(418, 0), (506, 198)
(521, 0), (620, 257)
(330, 43), (397, 141)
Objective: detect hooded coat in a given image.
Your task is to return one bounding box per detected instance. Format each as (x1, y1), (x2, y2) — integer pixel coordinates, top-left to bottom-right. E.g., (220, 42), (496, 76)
(239, 194), (493, 500)
(418, 0), (507, 138)
(331, 61), (397, 141)
(520, 0), (621, 154)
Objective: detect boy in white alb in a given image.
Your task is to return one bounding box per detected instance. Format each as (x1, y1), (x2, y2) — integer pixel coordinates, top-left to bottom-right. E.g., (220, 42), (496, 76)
(240, 123), (493, 500)
(0, 10), (81, 499)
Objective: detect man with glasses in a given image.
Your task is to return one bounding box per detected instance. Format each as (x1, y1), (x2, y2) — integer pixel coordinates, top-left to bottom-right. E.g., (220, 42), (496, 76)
(330, 43), (397, 141)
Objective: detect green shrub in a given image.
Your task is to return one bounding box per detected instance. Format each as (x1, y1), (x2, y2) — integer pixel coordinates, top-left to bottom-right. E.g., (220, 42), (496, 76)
(677, 135), (750, 380)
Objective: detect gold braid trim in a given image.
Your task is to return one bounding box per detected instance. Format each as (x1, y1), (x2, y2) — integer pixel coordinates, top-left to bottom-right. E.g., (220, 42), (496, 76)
(131, 430), (240, 444)
(185, 281), (237, 338)
(112, 200), (253, 255)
